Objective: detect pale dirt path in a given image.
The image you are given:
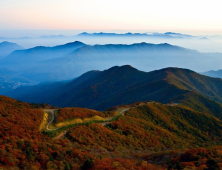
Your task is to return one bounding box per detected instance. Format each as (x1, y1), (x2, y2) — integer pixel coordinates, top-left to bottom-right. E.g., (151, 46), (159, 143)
(54, 130), (68, 140)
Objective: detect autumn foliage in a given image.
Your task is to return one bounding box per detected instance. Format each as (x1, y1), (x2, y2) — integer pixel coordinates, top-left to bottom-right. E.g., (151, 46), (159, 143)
(2, 96), (222, 169)
(56, 107), (105, 122)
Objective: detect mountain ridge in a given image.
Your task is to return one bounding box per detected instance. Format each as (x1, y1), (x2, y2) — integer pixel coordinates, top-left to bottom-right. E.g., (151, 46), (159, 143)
(5, 65), (222, 117)
(202, 69), (222, 79)
(76, 32), (202, 39)
(1, 41), (221, 86)
(0, 41), (23, 59)
(0, 41), (85, 65)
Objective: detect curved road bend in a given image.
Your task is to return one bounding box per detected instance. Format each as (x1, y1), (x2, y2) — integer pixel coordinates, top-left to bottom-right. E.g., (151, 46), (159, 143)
(109, 108), (130, 121)
(45, 108), (130, 131)
(44, 109), (58, 131)
(54, 108), (131, 139)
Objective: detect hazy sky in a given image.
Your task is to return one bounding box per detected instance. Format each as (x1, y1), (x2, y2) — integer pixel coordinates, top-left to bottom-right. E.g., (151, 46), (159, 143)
(1, 0), (222, 35)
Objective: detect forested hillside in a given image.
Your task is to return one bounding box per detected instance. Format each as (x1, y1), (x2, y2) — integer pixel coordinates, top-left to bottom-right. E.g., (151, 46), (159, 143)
(6, 65), (222, 112)
(2, 96), (222, 169)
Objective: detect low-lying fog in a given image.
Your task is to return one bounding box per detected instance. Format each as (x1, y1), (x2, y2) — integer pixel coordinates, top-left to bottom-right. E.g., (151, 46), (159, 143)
(1, 32), (222, 53)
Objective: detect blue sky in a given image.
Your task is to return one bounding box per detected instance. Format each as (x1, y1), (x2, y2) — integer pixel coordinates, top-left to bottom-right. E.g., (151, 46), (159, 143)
(1, 0), (222, 35)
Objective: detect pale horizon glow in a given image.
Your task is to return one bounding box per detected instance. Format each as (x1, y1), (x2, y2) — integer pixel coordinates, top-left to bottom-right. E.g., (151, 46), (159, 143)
(1, 0), (222, 35)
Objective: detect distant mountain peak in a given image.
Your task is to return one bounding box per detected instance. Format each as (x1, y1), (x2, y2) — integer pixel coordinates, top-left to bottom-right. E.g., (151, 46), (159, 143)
(104, 65), (139, 74)
(29, 46), (47, 50)
(64, 41), (85, 45)
(160, 43), (171, 45)
(76, 31), (197, 39)
(165, 32), (182, 35)
(1, 41), (86, 64)
(20, 41), (85, 50)
(1, 41), (20, 45)
(160, 67), (195, 73)
(108, 65), (135, 69)
(164, 32), (194, 37)
(122, 64), (134, 68)
(0, 41), (23, 59)
(79, 32), (89, 35)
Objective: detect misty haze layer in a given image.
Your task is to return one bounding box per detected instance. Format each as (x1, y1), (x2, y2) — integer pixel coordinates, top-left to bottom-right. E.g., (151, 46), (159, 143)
(1, 40), (222, 94)
(1, 32), (222, 53)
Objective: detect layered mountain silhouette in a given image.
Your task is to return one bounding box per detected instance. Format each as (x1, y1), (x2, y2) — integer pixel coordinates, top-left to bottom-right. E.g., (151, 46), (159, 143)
(15, 42), (222, 82)
(202, 69), (222, 79)
(0, 41), (85, 65)
(5, 65), (222, 116)
(76, 32), (197, 39)
(0, 41), (85, 85)
(1, 41), (222, 92)
(0, 41), (23, 59)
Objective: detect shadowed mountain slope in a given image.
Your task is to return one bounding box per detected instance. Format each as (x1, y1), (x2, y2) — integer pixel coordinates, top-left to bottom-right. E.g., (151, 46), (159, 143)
(5, 66), (222, 116)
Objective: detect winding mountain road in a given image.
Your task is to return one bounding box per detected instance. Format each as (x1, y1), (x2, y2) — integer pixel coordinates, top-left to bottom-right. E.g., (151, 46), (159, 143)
(44, 109), (58, 131)
(98, 108), (130, 127)
(54, 107), (131, 139)
(44, 107), (130, 133)
(109, 108), (130, 121)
